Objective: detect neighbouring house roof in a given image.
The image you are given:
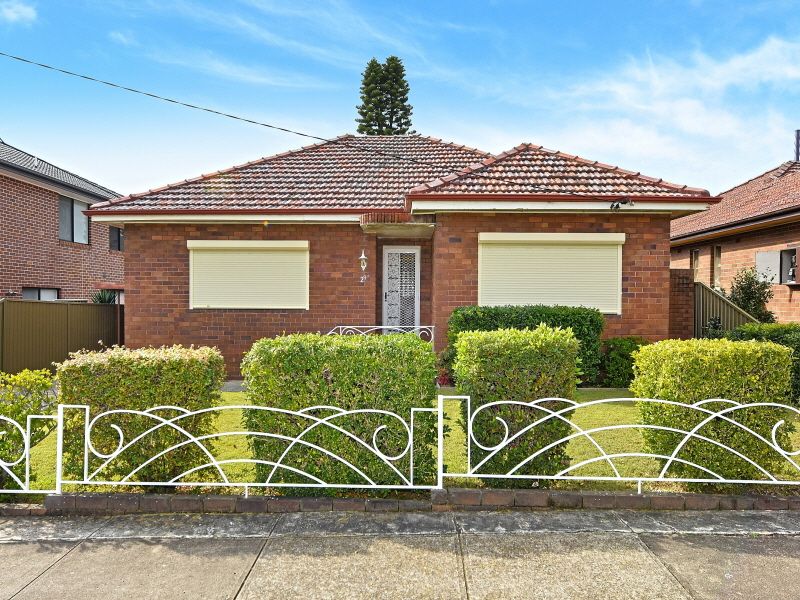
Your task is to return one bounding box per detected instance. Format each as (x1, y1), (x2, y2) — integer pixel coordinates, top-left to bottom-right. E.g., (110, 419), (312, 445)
(0, 139), (120, 201)
(88, 134), (491, 214)
(671, 161), (800, 242)
(407, 144), (711, 198)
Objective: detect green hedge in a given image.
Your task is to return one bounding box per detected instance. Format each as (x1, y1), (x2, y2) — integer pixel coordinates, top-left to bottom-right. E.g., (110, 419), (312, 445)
(57, 346), (226, 486)
(443, 305), (604, 384)
(601, 337), (651, 388)
(727, 322), (800, 404)
(241, 334), (437, 492)
(0, 369), (55, 491)
(453, 325), (580, 488)
(631, 339), (795, 491)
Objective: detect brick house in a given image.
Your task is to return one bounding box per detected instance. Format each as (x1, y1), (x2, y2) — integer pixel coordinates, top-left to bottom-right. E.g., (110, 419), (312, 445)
(87, 135), (715, 375)
(671, 157), (800, 322)
(0, 140), (124, 300)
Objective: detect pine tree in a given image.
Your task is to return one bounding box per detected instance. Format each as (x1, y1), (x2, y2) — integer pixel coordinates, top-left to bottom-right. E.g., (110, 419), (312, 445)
(356, 58), (386, 135)
(355, 56), (413, 135)
(382, 56), (413, 134)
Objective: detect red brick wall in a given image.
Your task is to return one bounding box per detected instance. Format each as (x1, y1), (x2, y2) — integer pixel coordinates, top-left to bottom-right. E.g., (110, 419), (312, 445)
(0, 173), (124, 299)
(430, 213), (673, 351)
(671, 222), (800, 322)
(669, 269), (694, 339)
(124, 223), (378, 375)
(374, 238), (433, 327)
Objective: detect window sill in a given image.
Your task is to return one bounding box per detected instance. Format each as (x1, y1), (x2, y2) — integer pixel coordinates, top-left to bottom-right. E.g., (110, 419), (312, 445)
(58, 239), (90, 248)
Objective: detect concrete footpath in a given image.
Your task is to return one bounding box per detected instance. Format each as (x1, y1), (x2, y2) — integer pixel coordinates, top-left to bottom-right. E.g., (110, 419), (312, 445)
(1, 510), (799, 599)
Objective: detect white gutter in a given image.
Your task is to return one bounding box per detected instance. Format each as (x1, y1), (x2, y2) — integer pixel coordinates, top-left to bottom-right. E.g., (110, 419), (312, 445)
(409, 200), (711, 214)
(90, 213), (363, 225)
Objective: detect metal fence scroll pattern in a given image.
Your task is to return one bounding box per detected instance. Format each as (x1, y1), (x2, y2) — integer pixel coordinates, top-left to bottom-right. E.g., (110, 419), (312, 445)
(327, 325), (434, 342)
(30, 404), (440, 493)
(4, 396), (800, 494)
(439, 395), (800, 491)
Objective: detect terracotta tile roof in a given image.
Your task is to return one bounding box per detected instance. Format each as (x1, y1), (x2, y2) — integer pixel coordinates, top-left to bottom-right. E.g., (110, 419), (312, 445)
(0, 140), (119, 201)
(89, 134), (490, 213)
(408, 144), (710, 198)
(671, 161), (800, 240)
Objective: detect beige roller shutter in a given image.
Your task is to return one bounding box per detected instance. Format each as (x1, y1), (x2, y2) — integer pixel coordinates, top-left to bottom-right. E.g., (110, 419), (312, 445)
(188, 240), (309, 309)
(478, 233), (625, 314)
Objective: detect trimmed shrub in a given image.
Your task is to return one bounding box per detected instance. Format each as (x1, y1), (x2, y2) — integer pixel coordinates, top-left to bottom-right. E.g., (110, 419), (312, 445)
(601, 336), (651, 388)
(242, 334), (437, 492)
(0, 369), (55, 491)
(453, 325), (580, 488)
(56, 346), (226, 486)
(631, 339), (795, 491)
(443, 305), (604, 384)
(727, 322), (800, 403)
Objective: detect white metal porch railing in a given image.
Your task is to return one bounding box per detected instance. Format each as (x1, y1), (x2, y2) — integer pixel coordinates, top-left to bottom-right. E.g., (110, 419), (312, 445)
(327, 325), (434, 342)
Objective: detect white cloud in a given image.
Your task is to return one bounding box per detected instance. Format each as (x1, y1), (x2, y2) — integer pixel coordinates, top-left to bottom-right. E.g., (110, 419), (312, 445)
(108, 30), (137, 46)
(146, 48), (336, 89)
(429, 36), (800, 193)
(0, 0), (36, 24)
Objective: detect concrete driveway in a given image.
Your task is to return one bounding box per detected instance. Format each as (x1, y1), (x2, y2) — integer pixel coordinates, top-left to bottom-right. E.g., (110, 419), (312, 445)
(1, 510), (799, 599)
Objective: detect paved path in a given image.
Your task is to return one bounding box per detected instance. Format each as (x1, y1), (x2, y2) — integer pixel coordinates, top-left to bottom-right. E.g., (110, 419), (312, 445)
(1, 510), (799, 599)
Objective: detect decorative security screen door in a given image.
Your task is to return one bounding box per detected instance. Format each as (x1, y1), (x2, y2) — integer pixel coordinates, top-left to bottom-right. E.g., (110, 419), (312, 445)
(383, 246), (421, 327)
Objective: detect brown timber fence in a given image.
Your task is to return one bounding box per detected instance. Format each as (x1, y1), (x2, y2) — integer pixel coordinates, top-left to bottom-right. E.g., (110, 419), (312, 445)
(693, 282), (758, 337)
(0, 299), (123, 373)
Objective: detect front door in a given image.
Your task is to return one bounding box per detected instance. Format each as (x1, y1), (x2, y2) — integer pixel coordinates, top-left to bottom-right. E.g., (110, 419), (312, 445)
(382, 246), (421, 327)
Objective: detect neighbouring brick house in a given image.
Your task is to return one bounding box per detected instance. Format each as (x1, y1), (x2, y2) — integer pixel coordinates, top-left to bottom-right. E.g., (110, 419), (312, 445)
(88, 135), (716, 375)
(0, 140), (124, 300)
(671, 154), (800, 322)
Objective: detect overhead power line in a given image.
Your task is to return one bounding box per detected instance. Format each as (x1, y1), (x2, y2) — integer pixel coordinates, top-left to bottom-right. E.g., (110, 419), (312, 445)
(0, 50), (622, 200)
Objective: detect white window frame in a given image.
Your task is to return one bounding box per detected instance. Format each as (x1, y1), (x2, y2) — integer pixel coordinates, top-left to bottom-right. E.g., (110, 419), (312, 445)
(187, 240), (310, 310)
(477, 232), (625, 315)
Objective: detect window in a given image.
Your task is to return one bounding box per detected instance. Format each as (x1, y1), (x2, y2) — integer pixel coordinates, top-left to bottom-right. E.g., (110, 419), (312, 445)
(21, 287), (58, 301)
(756, 249), (798, 284)
(109, 226), (125, 251)
(690, 249), (700, 282)
(712, 246), (722, 288)
(477, 233), (625, 314)
(59, 196), (90, 244)
(188, 240), (309, 309)
(781, 248), (798, 284)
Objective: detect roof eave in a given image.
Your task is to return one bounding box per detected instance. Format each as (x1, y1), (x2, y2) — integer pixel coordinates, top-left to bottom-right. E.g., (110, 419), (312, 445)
(671, 207), (800, 246)
(405, 193), (717, 214)
(0, 162), (118, 203)
(85, 207), (404, 217)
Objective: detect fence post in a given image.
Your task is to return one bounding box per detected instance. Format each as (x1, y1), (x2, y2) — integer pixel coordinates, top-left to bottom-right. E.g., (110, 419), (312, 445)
(55, 404), (64, 495)
(437, 395), (444, 489)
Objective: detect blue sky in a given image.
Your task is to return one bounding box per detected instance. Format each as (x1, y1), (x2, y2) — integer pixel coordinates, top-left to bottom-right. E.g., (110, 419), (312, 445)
(1, 0), (800, 195)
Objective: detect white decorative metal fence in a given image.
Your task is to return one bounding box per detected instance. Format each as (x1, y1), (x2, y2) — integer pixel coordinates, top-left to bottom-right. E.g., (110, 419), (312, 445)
(3, 395), (800, 495)
(327, 325), (434, 342)
(439, 395), (800, 493)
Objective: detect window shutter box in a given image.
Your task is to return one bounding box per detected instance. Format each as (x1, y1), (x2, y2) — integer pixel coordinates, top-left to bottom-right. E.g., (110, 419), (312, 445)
(188, 240), (309, 309)
(478, 233), (625, 314)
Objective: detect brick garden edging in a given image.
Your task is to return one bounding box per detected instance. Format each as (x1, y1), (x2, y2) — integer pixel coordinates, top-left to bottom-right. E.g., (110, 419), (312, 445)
(0, 488), (792, 517)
